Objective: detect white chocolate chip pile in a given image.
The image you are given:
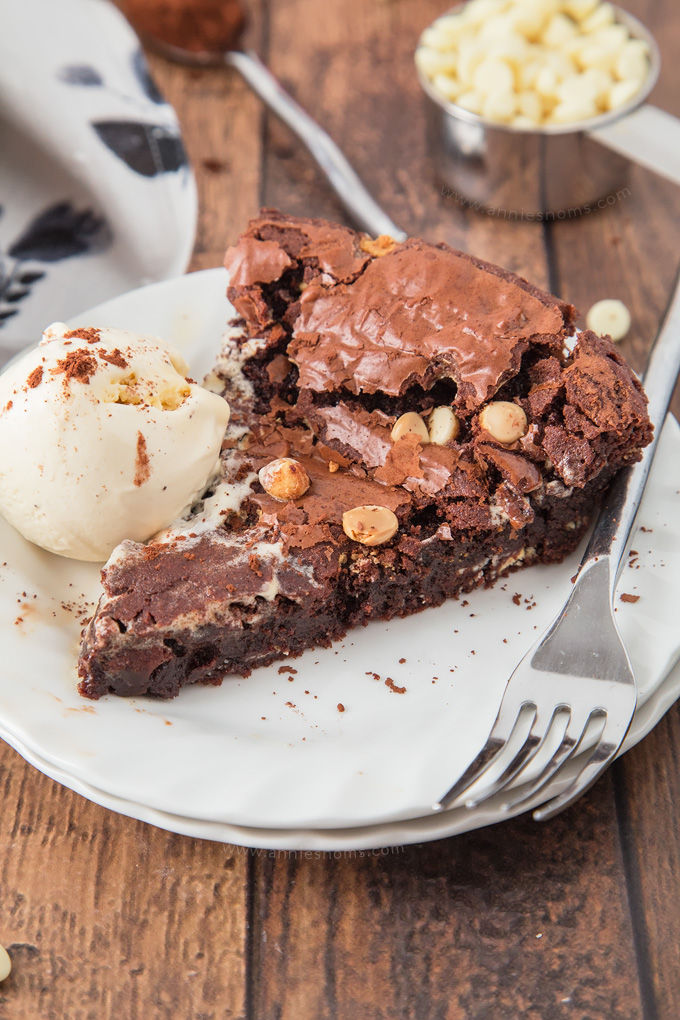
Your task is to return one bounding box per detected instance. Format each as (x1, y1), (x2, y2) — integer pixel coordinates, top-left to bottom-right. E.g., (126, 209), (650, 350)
(416, 0), (651, 127)
(586, 297), (631, 340)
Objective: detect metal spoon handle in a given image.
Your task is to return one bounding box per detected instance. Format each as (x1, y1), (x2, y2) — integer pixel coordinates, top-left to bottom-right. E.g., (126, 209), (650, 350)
(226, 49), (406, 241)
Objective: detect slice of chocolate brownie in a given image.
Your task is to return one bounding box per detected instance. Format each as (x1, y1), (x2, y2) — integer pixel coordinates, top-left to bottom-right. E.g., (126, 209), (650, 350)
(77, 210), (652, 699)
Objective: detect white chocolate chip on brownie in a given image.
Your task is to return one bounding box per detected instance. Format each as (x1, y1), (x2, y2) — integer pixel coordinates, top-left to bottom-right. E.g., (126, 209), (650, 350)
(428, 406), (461, 445)
(342, 505), (399, 546)
(391, 412), (430, 444)
(479, 401), (528, 444)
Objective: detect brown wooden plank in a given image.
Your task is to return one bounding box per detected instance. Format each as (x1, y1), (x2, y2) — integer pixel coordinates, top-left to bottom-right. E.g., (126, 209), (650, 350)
(617, 710), (680, 1020)
(552, 1), (680, 1011)
(0, 744), (248, 1020)
(251, 784), (643, 1020)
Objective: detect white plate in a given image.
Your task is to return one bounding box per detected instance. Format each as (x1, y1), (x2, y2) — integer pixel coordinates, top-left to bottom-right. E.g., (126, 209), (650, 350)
(3, 654), (680, 852)
(0, 268), (678, 833)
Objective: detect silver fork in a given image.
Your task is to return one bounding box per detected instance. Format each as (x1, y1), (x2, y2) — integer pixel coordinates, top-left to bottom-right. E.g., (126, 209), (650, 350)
(434, 273), (680, 822)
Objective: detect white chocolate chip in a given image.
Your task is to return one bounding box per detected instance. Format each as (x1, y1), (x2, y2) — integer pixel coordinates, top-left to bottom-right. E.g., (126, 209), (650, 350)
(457, 39), (486, 86)
(473, 57), (515, 96)
(482, 90), (517, 121)
(535, 65), (561, 99)
(485, 33), (529, 67)
(580, 67), (614, 104)
(0, 945), (11, 983)
(585, 298), (631, 341)
(517, 89), (544, 122)
(580, 2), (616, 33)
(391, 411), (430, 443)
(428, 406), (461, 445)
(259, 457), (311, 501)
(511, 1), (551, 41)
(543, 13), (579, 49)
(455, 90), (485, 114)
(550, 96), (598, 123)
(615, 39), (650, 81)
(479, 401), (528, 444)
(431, 73), (463, 103)
(607, 77), (645, 110)
(342, 505), (399, 546)
(415, 47), (458, 78)
(563, 0), (598, 21)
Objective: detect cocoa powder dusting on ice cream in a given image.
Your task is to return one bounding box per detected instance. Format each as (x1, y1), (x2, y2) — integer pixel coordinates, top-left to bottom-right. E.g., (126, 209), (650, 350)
(26, 366), (43, 389)
(51, 350), (98, 384)
(64, 327), (101, 344)
(134, 432), (151, 487)
(98, 348), (128, 368)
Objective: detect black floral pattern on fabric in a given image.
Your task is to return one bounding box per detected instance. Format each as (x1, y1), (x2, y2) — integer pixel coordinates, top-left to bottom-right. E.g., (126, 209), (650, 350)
(93, 121), (188, 176)
(0, 203), (112, 327)
(58, 65), (105, 86)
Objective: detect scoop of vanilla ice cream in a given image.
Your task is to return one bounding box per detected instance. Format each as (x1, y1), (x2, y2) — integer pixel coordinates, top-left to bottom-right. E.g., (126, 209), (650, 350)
(0, 322), (231, 560)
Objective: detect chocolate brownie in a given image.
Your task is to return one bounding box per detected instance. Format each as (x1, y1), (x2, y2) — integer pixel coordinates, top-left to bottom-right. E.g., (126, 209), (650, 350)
(77, 210), (652, 699)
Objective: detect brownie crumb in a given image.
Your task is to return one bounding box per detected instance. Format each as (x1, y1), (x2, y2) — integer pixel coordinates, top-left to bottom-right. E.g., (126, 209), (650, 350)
(337, 703), (345, 712)
(620, 593), (640, 603)
(278, 666), (298, 675)
(398, 657), (406, 664)
(512, 593), (522, 606)
(385, 677), (406, 694)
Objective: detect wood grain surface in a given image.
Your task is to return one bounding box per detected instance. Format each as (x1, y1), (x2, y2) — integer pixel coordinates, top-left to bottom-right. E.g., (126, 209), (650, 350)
(1, 1), (679, 1018)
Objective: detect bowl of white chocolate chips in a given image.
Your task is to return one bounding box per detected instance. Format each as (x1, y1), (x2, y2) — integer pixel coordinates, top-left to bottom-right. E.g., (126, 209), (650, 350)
(416, 0), (680, 215)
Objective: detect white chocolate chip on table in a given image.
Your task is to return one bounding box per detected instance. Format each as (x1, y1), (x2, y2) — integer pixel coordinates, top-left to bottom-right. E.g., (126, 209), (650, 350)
(258, 457), (311, 501)
(479, 401), (528, 444)
(416, 0), (651, 128)
(586, 298), (631, 340)
(0, 945), (11, 983)
(342, 506), (399, 546)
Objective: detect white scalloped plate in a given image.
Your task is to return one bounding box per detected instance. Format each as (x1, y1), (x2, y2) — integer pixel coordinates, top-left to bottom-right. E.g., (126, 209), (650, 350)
(0, 269), (678, 834)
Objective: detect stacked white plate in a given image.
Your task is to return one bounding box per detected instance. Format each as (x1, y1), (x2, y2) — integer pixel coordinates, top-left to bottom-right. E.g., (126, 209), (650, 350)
(1, 270), (678, 851)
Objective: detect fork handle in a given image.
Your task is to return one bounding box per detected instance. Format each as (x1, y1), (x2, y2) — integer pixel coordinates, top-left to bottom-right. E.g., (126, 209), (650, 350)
(581, 269), (680, 592)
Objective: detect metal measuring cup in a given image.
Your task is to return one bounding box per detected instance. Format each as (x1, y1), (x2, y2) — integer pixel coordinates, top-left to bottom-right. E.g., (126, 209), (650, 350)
(417, 4), (680, 217)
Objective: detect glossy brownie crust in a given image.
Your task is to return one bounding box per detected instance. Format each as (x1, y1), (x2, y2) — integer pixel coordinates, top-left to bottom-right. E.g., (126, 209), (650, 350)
(78, 211), (652, 699)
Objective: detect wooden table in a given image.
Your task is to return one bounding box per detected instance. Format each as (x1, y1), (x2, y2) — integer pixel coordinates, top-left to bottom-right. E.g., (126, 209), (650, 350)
(2, 1), (679, 1017)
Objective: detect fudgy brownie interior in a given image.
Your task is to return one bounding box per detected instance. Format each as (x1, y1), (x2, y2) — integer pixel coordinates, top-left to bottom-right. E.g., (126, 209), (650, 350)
(78, 210), (652, 699)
